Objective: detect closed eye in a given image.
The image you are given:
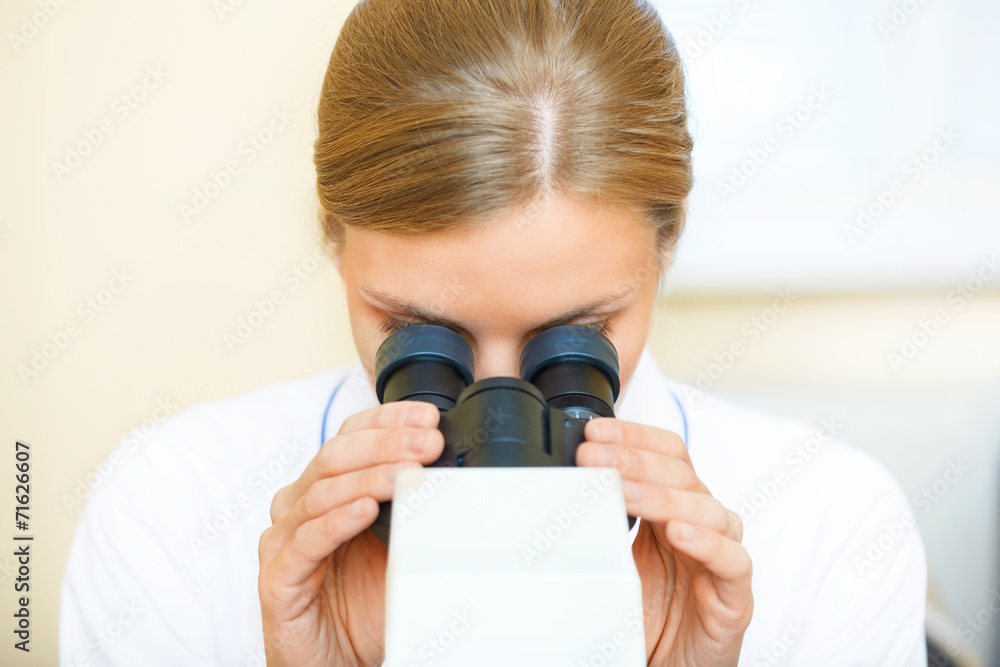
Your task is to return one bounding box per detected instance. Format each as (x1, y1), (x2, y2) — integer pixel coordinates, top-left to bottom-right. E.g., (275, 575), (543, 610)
(377, 316), (614, 338)
(377, 317), (419, 335)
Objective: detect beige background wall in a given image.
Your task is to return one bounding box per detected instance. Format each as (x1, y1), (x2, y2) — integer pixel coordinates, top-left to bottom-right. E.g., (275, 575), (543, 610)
(2, 1), (998, 665)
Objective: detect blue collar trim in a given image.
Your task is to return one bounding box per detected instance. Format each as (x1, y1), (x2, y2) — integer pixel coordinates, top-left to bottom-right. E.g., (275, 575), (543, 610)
(320, 373), (349, 447)
(668, 389), (690, 447)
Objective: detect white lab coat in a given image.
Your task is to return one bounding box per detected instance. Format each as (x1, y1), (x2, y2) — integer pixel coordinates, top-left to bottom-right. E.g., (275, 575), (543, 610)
(60, 347), (927, 665)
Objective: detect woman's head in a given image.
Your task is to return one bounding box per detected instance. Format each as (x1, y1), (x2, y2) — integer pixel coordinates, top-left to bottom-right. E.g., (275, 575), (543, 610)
(314, 0), (692, 396)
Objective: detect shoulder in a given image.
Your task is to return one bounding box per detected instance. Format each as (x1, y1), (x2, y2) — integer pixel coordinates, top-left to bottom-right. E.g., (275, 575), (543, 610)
(668, 380), (911, 526)
(79, 364), (353, 536)
(60, 365), (354, 664)
(61, 365), (358, 662)
(668, 381), (926, 662)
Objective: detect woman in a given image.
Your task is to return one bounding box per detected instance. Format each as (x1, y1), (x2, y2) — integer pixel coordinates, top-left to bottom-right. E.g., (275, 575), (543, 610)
(61, 0), (926, 665)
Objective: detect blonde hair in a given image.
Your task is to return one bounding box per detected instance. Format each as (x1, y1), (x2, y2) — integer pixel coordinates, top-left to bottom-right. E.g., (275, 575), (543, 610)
(314, 0), (692, 274)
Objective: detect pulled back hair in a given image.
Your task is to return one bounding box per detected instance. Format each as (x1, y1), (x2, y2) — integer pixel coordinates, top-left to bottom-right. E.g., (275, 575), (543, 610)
(314, 0), (692, 273)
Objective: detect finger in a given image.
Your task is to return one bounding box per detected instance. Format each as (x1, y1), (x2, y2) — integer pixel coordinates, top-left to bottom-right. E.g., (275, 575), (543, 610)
(264, 460), (423, 554)
(608, 479), (738, 541)
(267, 496), (381, 590)
(585, 418), (689, 462)
(336, 400), (439, 437)
(315, 426), (443, 483)
(725, 508), (744, 543)
(664, 520), (754, 612)
(576, 441), (699, 491)
(270, 426), (444, 522)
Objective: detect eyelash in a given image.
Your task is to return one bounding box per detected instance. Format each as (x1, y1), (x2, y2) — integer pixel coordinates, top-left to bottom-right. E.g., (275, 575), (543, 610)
(377, 317), (615, 338)
(378, 317), (415, 335)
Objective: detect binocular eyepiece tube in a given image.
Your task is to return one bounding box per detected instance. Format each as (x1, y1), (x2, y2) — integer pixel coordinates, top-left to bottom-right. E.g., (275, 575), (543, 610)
(371, 323), (634, 545)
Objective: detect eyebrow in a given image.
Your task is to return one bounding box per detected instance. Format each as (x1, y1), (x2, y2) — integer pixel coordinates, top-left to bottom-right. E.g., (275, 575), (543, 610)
(359, 283), (634, 334)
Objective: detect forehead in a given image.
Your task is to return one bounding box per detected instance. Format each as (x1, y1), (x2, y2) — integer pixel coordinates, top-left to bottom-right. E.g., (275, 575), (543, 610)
(341, 194), (657, 329)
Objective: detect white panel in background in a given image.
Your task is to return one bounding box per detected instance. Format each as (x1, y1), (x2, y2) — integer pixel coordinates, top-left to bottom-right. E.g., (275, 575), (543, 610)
(651, 0), (1000, 293)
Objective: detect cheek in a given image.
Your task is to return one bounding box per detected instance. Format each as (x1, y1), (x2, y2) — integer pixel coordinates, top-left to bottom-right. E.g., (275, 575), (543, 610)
(606, 300), (655, 392)
(343, 292), (383, 384)
(610, 327), (645, 392)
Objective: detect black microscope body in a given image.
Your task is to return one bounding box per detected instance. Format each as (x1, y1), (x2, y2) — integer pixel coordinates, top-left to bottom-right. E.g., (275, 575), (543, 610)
(371, 322), (635, 545)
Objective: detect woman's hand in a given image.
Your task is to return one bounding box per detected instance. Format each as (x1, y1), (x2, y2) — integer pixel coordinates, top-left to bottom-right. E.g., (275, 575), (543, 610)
(577, 418), (754, 666)
(257, 400), (444, 667)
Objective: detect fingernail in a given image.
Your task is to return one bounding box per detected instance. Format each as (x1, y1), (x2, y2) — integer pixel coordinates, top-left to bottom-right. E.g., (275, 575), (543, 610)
(407, 430), (429, 453)
(591, 420), (620, 443)
(350, 498), (366, 517)
(623, 480), (643, 502)
(675, 521), (697, 540)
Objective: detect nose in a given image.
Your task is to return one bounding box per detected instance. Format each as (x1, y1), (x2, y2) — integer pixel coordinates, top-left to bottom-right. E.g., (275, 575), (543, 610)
(471, 342), (523, 382)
